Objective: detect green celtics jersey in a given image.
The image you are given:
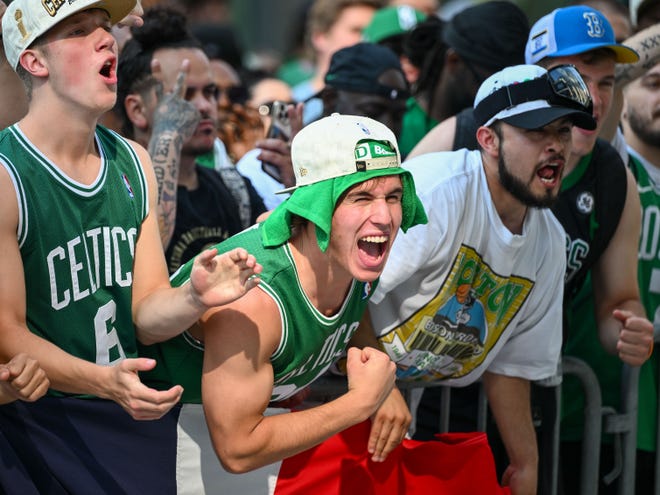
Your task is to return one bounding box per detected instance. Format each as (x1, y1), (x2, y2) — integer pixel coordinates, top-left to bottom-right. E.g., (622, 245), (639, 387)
(562, 151), (660, 452)
(628, 151), (660, 451)
(140, 223), (377, 403)
(630, 152), (660, 337)
(0, 124), (148, 384)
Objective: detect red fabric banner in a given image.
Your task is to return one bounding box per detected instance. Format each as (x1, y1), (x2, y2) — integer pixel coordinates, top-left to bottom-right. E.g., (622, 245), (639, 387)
(274, 421), (511, 494)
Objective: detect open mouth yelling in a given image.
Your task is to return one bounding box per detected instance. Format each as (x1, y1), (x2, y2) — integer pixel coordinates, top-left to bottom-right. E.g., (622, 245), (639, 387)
(357, 235), (389, 268)
(537, 162), (563, 188)
(99, 59), (117, 84)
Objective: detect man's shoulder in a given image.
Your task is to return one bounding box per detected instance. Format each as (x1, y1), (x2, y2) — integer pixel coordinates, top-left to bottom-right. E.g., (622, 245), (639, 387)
(591, 137), (626, 169)
(535, 208), (567, 241)
(0, 126), (14, 151)
(404, 148), (479, 176)
(403, 149), (481, 197)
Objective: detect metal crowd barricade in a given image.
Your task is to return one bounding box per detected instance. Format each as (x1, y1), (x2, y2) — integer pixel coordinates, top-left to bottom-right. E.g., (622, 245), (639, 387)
(561, 356), (604, 495)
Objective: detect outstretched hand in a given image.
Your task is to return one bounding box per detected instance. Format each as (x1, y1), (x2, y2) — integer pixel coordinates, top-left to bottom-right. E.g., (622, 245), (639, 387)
(188, 247), (262, 309)
(104, 358), (183, 420)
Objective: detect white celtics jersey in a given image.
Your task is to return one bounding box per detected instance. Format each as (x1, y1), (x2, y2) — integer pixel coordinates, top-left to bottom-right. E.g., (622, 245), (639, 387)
(370, 150), (565, 386)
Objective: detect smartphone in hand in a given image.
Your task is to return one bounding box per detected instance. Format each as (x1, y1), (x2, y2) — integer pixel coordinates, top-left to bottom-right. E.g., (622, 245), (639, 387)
(261, 101), (292, 183)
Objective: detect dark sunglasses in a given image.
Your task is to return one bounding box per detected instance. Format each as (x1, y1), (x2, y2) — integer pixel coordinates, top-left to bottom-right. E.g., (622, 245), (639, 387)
(474, 64), (594, 126)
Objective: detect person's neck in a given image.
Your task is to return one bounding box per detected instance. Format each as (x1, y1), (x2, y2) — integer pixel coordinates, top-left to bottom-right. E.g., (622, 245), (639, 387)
(310, 54), (331, 92)
(562, 151), (581, 179)
(19, 105), (100, 184)
(626, 133), (660, 169)
(178, 152), (199, 190)
(289, 225), (353, 317)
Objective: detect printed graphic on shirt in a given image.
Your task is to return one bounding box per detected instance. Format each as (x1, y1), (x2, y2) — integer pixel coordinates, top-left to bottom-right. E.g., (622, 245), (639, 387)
(378, 245), (533, 381)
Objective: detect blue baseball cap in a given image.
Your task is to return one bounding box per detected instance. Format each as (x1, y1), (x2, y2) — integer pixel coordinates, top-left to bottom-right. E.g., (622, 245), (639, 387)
(525, 6), (639, 65)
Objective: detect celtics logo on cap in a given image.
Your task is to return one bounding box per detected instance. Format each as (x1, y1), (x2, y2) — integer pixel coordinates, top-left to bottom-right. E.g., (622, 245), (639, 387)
(354, 140), (398, 171)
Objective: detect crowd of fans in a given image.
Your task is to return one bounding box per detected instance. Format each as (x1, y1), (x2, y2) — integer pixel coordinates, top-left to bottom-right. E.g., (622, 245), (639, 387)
(0, 0), (659, 493)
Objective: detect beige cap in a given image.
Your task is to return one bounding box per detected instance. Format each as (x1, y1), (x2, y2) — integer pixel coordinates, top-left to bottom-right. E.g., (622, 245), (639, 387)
(2, 0), (136, 70)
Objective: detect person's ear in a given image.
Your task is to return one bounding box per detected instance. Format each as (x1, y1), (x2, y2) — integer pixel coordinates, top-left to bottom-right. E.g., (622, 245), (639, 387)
(124, 93), (150, 130)
(476, 125), (500, 157)
(19, 49), (48, 77)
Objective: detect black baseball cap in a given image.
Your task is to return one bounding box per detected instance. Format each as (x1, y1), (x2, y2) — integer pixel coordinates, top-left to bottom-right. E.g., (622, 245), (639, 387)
(322, 42), (409, 100)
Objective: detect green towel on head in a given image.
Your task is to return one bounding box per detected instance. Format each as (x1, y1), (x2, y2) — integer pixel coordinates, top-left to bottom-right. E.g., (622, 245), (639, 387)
(261, 167), (427, 252)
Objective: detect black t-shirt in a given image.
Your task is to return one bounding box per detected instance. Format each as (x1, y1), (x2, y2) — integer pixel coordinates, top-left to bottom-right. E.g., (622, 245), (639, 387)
(164, 165), (266, 274)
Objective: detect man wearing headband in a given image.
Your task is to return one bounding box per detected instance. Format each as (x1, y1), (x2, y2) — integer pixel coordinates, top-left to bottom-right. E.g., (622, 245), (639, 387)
(138, 113), (427, 484)
(0, 0), (262, 492)
(363, 64), (596, 495)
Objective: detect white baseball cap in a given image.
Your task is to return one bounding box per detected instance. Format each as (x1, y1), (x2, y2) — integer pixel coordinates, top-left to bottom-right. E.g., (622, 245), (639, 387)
(277, 113), (401, 194)
(2, 0), (136, 70)
(473, 64), (596, 130)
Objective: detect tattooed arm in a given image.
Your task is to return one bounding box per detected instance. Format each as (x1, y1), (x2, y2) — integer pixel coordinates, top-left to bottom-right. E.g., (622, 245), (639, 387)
(615, 23), (660, 87)
(148, 59), (200, 248)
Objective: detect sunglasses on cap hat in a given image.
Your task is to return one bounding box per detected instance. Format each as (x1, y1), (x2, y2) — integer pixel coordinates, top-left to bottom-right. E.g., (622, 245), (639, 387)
(474, 64), (594, 128)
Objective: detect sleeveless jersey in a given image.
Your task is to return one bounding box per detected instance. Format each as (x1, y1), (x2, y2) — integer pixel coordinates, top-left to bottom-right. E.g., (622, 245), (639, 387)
(0, 125), (148, 380)
(627, 151), (660, 452)
(140, 223), (376, 403)
(629, 151), (660, 329)
(552, 138), (627, 304)
(561, 150), (659, 452)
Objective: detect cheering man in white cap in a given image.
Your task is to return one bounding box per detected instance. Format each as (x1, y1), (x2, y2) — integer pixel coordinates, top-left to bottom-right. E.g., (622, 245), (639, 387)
(362, 63), (596, 495)
(139, 113), (427, 477)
